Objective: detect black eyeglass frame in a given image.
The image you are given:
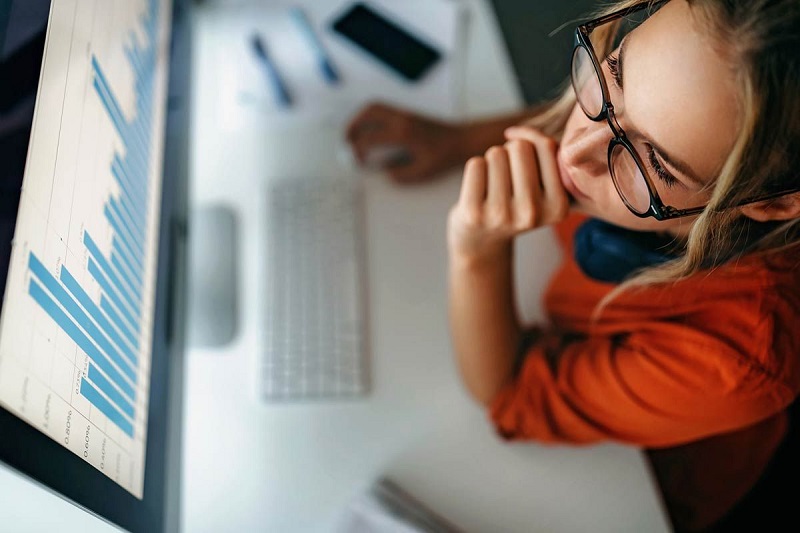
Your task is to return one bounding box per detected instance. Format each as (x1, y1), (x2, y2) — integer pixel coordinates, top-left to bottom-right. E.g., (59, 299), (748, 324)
(571, 1), (800, 220)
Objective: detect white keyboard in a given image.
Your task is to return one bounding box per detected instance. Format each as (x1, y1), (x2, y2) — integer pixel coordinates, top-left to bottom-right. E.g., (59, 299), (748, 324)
(260, 176), (369, 400)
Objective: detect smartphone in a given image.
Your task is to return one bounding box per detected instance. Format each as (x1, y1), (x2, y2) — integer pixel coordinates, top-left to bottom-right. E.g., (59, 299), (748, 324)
(330, 2), (442, 82)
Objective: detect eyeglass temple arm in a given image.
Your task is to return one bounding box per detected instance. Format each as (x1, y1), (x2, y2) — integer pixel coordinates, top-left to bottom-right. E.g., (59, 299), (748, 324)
(662, 186), (800, 219)
(582, 0), (668, 32)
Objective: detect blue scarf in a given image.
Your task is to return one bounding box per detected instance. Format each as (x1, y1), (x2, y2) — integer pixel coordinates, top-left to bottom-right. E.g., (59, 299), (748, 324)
(573, 218), (679, 283)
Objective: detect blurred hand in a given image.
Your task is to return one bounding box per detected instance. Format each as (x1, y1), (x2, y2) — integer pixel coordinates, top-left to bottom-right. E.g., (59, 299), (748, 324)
(345, 102), (463, 184)
(447, 126), (570, 262)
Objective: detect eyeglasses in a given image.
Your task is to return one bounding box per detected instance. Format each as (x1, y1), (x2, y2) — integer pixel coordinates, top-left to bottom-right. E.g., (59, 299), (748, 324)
(571, 1), (704, 220)
(571, 1), (800, 220)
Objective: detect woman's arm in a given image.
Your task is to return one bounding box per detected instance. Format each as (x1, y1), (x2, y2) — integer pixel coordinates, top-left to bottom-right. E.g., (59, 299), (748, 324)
(447, 127), (569, 406)
(448, 244), (521, 406)
(345, 102), (542, 183)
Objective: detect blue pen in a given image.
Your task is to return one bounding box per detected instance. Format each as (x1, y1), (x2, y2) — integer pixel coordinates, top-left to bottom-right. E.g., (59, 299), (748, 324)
(289, 6), (341, 85)
(250, 34), (293, 107)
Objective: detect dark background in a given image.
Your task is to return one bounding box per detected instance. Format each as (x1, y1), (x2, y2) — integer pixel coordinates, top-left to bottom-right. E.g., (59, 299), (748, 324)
(489, 0), (597, 105)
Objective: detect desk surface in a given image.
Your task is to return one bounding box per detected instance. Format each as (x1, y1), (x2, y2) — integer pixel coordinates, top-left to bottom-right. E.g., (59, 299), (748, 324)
(182, 1), (672, 533)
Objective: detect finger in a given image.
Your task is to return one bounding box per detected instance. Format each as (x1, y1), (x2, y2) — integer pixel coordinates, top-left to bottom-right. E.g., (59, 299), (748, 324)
(459, 157), (487, 209)
(485, 146), (511, 207)
(505, 139), (537, 205)
(505, 127), (569, 222)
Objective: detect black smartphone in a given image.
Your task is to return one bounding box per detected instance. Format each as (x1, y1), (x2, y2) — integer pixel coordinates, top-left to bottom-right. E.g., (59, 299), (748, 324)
(330, 2), (442, 82)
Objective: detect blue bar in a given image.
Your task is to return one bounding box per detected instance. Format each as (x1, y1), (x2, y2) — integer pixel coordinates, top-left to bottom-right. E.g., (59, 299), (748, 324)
(111, 164), (145, 218)
(92, 78), (127, 140)
(104, 205), (145, 273)
(112, 155), (147, 212)
(112, 238), (143, 288)
(60, 266), (138, 365)
(92, 54), (128, 124)
(111, 253), (141, 301)
(136, 75), (153, 110)
(136, 76), (154, 112)
(84, 233), (141, 314)
(88, 258), (139, 330)
(123, 138), (149, 183)
(93, 72), (149, 159)
(92, 56), (148, 153)
(121, 130), (149, 185)
(109, 196), (144, 252)
(28, 254), (137, 383)
(89, 364), (135, 417)
(111, 247), (142, 294)
(125, 45), (144, 81)
(117, 194), (145, 239)
(114, 153), (148, 203)
(101, 295), (140, 341)
(80, 378), (134, 437)
(28, 278), (135, 399)
(108, 199), (143, 256)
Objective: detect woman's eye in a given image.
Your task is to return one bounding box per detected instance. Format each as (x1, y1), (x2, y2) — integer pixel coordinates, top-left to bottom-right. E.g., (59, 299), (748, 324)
(606, 53), (623, 89)
(645, 145), (679, 189)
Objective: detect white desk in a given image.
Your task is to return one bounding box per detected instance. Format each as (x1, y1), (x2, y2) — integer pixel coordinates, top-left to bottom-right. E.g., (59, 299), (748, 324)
(182, 1), (672, 533)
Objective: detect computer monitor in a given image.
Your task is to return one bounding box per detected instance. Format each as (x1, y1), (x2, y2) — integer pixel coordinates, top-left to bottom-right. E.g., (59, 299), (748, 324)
(0, 0), (191, 531)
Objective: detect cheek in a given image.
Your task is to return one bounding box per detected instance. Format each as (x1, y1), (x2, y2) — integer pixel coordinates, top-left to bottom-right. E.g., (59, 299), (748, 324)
(560, 104), (585, 145)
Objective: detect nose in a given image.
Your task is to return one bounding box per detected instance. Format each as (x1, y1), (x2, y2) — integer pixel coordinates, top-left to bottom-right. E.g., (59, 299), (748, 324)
(561, 115), (612, 179)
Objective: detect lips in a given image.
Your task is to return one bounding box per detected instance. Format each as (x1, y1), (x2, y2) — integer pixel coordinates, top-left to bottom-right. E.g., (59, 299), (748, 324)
(557, 152), (589, 201)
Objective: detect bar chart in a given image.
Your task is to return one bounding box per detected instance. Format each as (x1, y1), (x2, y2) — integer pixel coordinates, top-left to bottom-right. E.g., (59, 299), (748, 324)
(0, 0), (171, 498)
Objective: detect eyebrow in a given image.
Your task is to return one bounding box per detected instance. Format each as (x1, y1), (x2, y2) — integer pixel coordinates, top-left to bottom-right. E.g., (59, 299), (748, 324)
(617, 35), (706, 188)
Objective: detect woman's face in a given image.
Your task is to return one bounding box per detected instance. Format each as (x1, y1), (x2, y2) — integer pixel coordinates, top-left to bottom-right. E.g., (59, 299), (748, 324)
(558, 0), (739, 236)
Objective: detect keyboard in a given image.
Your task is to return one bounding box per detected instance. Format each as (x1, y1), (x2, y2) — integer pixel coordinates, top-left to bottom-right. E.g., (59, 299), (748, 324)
(260, 176), (369, 400)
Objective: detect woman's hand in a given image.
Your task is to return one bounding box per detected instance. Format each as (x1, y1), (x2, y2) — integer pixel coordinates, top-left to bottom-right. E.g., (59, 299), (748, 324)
(447, 126), (570, 263)
(345, 102), (464, 184)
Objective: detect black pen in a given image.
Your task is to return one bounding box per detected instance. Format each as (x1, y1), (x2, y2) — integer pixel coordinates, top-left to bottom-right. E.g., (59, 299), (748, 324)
(250, 33), (293, 107)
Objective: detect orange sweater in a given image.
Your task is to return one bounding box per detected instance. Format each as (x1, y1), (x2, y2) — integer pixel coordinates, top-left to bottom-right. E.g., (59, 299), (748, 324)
(488, 214), (800, 530)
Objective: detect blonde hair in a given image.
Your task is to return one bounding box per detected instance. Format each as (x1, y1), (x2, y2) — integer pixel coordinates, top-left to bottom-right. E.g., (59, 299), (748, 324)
(527, 0), (800, 310)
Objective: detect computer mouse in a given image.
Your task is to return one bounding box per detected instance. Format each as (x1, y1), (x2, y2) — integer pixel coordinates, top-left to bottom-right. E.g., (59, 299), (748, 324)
(363, 144), (413, 168)
(187, 204), (238, 348)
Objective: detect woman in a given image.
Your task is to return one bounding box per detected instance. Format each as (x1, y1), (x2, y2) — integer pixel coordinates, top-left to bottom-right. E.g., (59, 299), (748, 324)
(346, 0), (800, 531)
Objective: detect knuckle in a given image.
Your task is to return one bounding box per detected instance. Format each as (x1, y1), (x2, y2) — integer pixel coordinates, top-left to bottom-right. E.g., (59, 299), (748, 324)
(504, 139), (527, 153)
(485, 146), (505, 159)
(463, 208), (483, 227)
(487, 206), (510, 227)
(516, 206), (536, 228)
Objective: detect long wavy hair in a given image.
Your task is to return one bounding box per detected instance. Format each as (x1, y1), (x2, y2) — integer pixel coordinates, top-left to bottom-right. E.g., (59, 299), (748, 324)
(526, 0), (800, 306)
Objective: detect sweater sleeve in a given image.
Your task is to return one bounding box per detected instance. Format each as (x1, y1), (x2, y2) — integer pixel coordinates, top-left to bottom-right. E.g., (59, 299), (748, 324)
(488, 320), (795, 448)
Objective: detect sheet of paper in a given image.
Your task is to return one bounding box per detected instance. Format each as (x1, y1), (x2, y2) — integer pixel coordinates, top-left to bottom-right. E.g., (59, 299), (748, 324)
(204, 0), (469, 132)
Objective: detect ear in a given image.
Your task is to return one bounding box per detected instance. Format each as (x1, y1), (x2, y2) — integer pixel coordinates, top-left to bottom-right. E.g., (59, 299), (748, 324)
(739, 192), (800, 223)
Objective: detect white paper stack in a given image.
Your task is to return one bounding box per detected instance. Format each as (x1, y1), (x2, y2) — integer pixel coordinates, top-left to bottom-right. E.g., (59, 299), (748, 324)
(335, 477), (464, 533)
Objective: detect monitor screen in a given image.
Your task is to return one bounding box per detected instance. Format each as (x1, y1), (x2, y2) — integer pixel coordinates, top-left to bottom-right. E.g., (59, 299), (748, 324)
(0, 0), (190, 529)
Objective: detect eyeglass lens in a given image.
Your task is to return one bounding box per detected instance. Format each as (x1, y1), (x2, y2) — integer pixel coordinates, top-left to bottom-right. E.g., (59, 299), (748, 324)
(571, 46), (603, 118)
(571, 42), (652, 215)
(610, 143), (651, 214)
